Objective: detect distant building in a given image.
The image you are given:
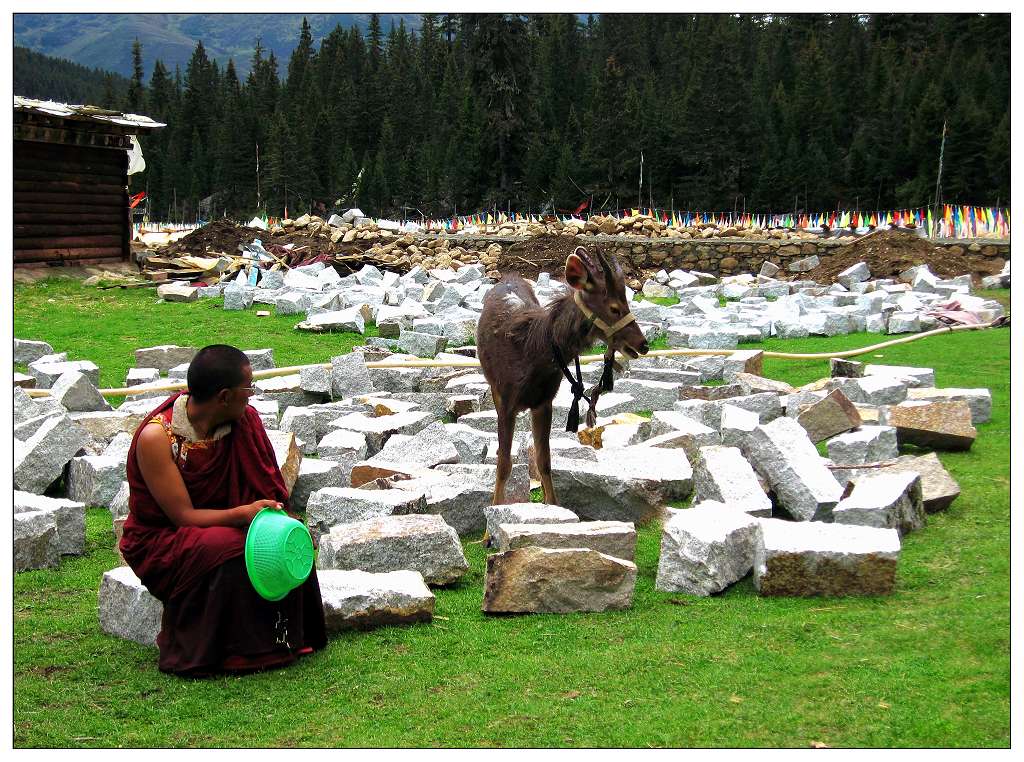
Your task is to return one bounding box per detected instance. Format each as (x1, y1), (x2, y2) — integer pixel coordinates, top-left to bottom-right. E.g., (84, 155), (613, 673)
(13, 96), (164, 266)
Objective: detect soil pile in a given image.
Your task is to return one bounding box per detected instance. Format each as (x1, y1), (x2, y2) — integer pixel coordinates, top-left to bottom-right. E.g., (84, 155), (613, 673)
(804, 229), (1005, 283)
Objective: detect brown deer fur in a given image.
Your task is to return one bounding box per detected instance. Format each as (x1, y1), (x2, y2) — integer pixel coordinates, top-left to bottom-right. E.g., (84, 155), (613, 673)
(476, 248), (649, 506)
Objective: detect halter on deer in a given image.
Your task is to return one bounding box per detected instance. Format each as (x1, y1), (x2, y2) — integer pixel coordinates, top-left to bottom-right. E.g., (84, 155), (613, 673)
(476, 247), (650, 506)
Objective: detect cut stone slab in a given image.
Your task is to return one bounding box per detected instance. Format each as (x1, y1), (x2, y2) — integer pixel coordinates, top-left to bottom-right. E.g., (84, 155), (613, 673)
(280, 407), (319, 454)
(318, 569), (435, 633)
(98, 566), (163, 646)
(243, 348), (276, 371)
(306, 486), (428, 535)
(316, 427), (371, 464)
(14, 414), (92, 494)
(864, 364), (936, 389)
(655, 501), (760, 595)
(836, 262), (871, 289)
(833, 471), (925, 537)
(290, 458), (349, 512)
(134, 345), (197, 374)
(328, 410), (435, 455)
(49, 370), (113, 412)
(693, 446), (772, 517)
(68, 411), (143, 446)
(14, 338), (54, 364)
(14, 372), (36, 389)
(796, 389), (862, 443)
(881, 400), (977, 450)
(753, 519), (901, 596)
(787, 254), (820, 273)
(157, 282), (199, 302)
(827, 425), (899, 467)
(493, 520), (636, 561)
(722, 350), (765, 381)
(905, 387), (992, 425)
(14, 510), (59, 571)
(397, 330), (448, 358)
(830, 358), (864, 378)
(483, 503), (579, 543)
(109, 480), (130, 520)
(834, 375), (908, 406)
(745, 416), (843, 521)
(297, 307), (366, 333)
(317, 514), (468, 585)
(719, 403), (760, 450)
(376, 463), (530, 536)
(265, 430), (302, 494)
(15, 490), (87, 556)
(223, 286), (254, 310)
(126, 367), (160, 387)
(874, 453), (960, 513)
(550, 447), (692, 524)
(483, 546), (636, 614)
(444, 423), (492, 464)
(299, 365), (332, 395)
(349, 421), (460, 487)
(29, 359), (101, 389)
(646, 411), (722, 459)
(66, 454), (125, 508)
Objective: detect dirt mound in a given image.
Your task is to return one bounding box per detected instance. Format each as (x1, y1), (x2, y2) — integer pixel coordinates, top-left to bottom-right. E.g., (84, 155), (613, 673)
(804, 229), (1005, 283)
(496, 233), (644, 282)
(160, 220), (345, 267)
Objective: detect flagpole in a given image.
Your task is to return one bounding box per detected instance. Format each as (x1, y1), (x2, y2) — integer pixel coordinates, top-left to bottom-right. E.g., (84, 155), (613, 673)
(638, 151), (643, 211)
(932, 119), (947, 239)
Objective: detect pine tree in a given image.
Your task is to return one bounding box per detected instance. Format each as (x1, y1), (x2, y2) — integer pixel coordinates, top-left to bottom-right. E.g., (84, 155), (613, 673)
(125, 39), (145, 113)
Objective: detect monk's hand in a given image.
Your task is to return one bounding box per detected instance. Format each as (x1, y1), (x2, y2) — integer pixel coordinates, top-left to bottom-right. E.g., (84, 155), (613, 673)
(238, 499), (284, 526)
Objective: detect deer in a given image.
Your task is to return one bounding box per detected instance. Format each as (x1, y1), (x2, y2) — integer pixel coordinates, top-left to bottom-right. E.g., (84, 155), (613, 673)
(476, 246), (650, 507)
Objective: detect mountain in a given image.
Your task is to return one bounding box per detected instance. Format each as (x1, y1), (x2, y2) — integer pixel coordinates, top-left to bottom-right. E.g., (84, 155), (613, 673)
(13, 13), (423, 79)
(14, 46), (129, 107)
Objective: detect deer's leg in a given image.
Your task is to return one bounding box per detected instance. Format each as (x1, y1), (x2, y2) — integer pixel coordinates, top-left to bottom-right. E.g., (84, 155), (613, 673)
(492, 399), (517, 506)
(531, 402), (557, 505)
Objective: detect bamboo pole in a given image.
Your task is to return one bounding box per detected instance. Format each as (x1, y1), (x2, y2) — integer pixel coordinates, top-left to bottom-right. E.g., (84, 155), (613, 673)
(24, 320), (1005, 399)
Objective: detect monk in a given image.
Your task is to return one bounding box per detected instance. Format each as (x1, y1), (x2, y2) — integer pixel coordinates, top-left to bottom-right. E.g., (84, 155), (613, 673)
(120, 344), (326, 676)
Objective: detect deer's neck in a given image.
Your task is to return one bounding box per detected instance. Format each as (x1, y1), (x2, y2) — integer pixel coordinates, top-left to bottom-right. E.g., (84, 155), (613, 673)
(545, 291), (595, 362)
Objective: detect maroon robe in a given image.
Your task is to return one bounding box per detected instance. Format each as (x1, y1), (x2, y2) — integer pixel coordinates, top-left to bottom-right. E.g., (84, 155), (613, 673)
(120, 393), (326, 675)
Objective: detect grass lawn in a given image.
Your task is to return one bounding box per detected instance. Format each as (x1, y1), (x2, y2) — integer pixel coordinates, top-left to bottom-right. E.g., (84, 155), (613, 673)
(13, 280), (1011, 748)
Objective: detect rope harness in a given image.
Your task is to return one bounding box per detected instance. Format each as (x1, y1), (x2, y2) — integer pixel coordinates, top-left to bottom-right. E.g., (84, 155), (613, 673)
(552, 286), (639, 432)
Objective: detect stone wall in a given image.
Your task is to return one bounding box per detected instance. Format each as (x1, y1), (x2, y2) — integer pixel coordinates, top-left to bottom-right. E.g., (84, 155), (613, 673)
(440, 234), (1010, 278)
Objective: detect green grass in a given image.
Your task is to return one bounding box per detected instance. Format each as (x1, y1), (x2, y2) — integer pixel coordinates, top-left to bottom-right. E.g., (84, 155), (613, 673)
(13, 279), (378, 390)
(13, 280), (1011, 747)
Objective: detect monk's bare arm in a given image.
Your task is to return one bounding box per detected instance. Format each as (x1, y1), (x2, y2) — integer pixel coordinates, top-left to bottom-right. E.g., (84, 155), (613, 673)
(134, 424), (281, 528)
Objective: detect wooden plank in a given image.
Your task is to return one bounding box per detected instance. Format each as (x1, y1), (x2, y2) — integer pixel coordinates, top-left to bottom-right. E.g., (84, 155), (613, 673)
(14, 235), (124, 250)
(14, 180), (126, 195)
(14, 223), (123, 237)
(15, 191), (127, 206)
(14, 202), (125, 215)
(13, 165), (124, 183)
(14, 246), (126, 263)
(15, 211), (124, 224)
(14, 140), (125, 162)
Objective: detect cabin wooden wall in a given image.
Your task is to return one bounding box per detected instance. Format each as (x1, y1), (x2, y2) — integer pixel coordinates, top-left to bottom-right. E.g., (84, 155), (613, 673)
(14, 140), (129, 265)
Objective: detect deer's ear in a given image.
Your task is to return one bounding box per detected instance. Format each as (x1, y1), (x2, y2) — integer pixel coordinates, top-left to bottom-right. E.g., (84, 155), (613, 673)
(565, 253), (590, 290)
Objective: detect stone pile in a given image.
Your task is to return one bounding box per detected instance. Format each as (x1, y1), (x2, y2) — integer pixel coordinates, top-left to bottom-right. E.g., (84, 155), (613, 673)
(151, 255), (1006, 364)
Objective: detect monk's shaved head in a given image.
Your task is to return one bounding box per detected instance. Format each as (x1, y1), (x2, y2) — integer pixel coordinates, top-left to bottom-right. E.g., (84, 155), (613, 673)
(187, 345), (251, 403)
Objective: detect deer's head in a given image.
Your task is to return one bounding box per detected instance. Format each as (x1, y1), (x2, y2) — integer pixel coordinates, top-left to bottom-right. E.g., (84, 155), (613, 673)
(564, 247), (650, 359)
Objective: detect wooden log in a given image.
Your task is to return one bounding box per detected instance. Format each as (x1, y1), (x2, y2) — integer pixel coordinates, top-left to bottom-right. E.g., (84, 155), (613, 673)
(14, 202), (125, 215)
(14, 167), (125, 184)
(15, 211), (124, 224)
(14, 180), (126, 195)
(14, 235), (124, 250)
(14, 223), (123, 237)
(15, 191), (126, 206)
(14, 246), (126, 263)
